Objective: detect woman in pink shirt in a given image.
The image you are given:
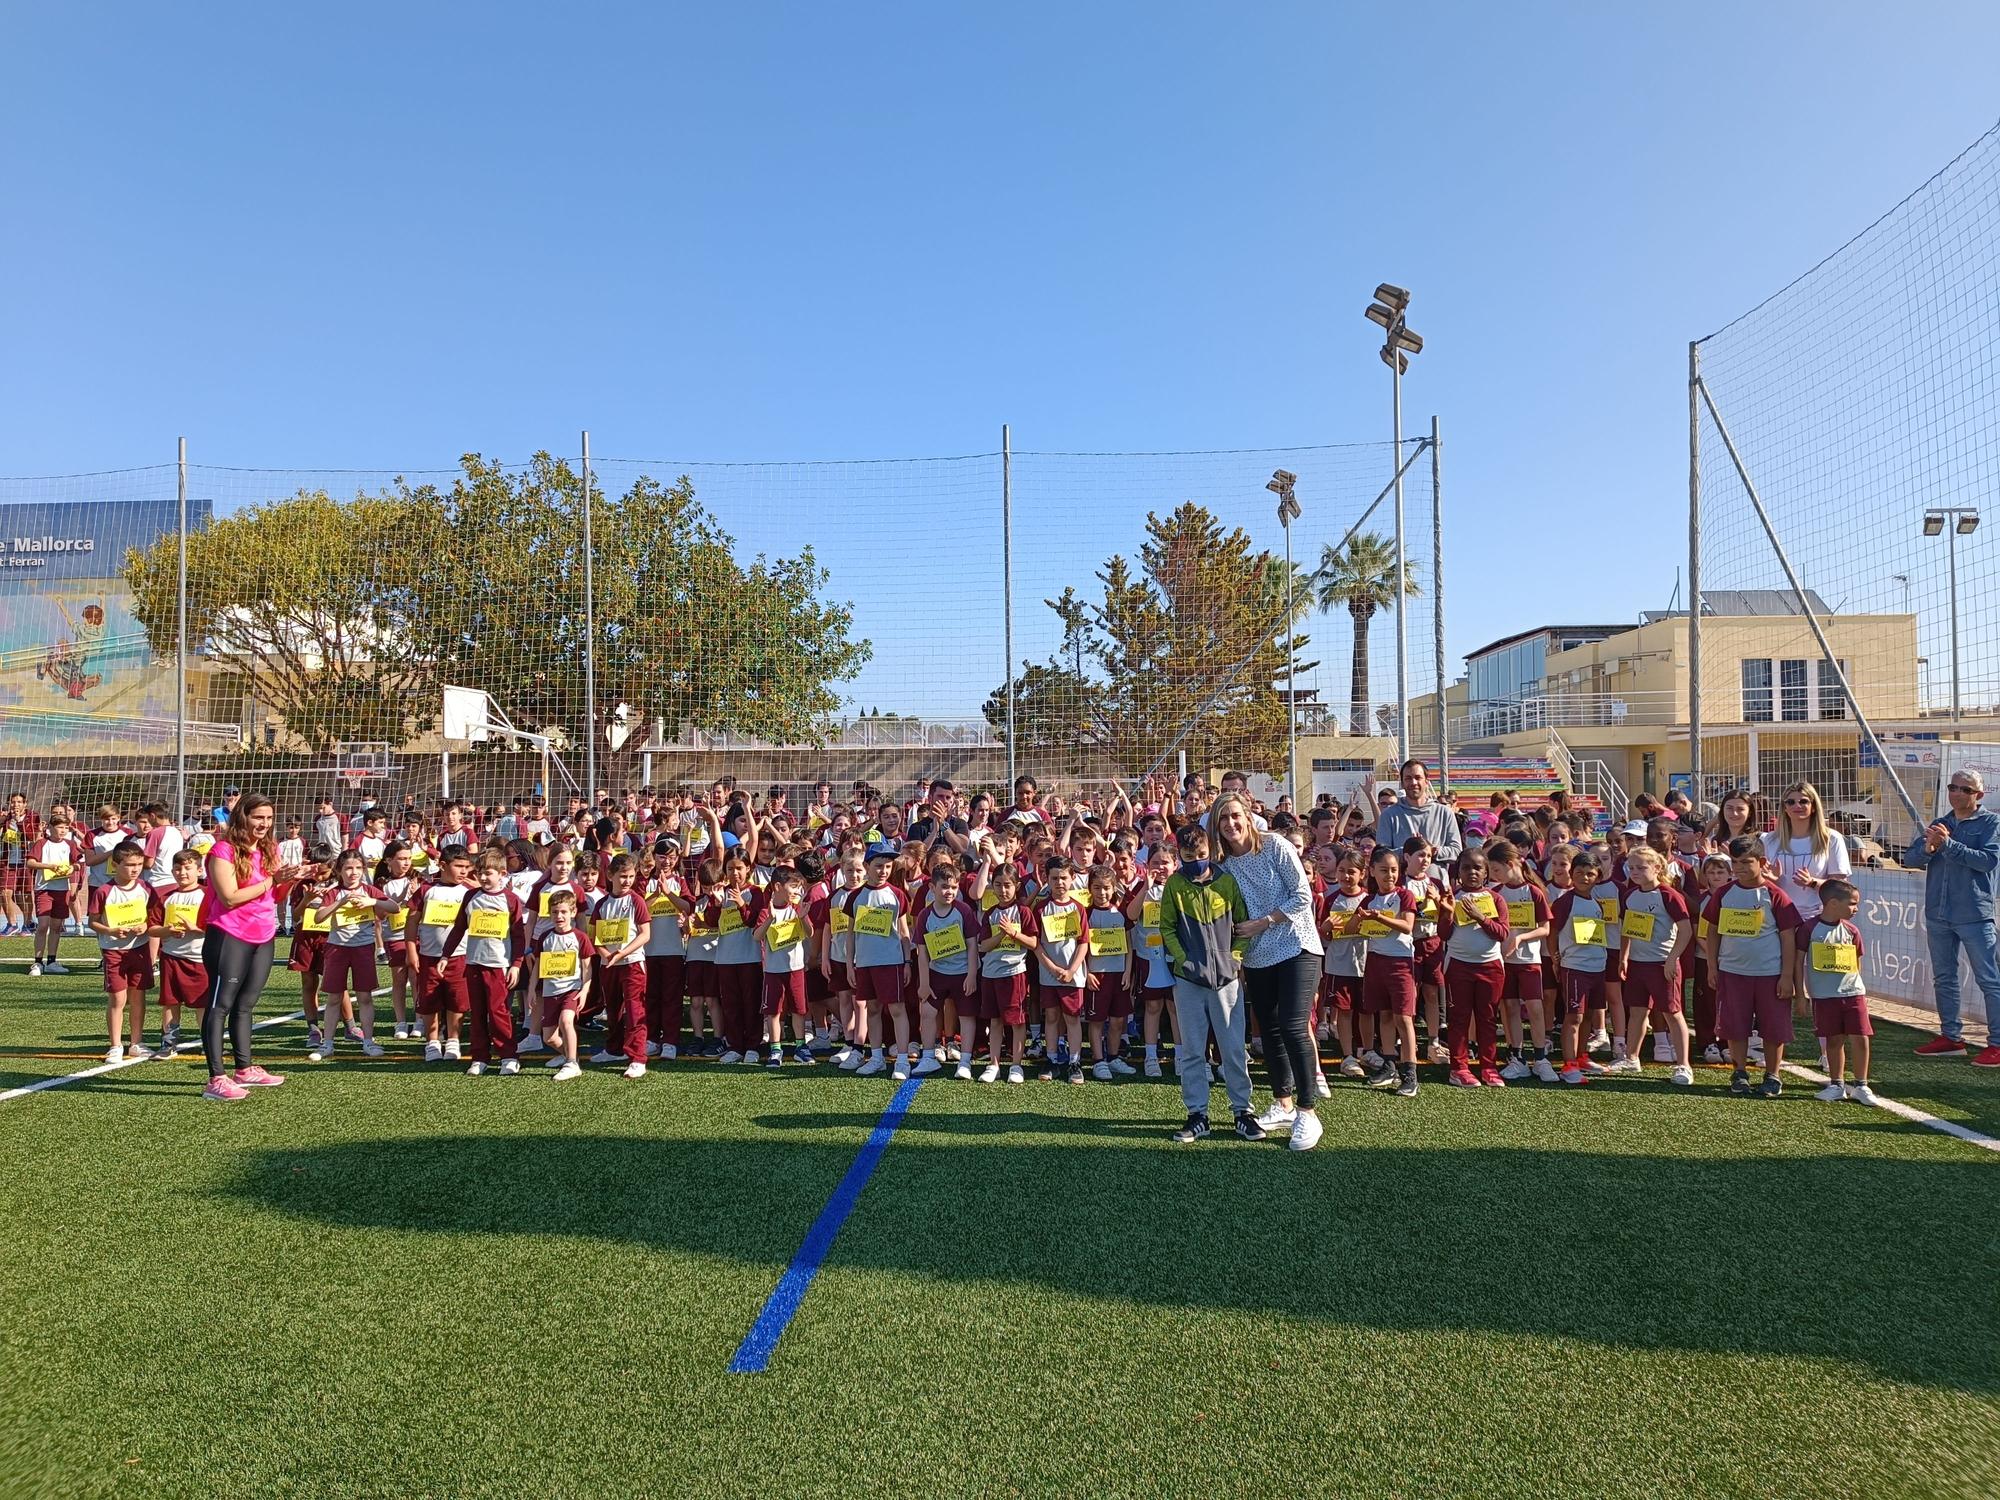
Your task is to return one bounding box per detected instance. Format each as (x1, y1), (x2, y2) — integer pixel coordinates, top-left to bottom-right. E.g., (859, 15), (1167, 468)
(201, 793), (305, 1102)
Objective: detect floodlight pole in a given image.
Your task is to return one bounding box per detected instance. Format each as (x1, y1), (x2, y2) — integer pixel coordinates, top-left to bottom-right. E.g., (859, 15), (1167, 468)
(1948, 518), (1964, 735)
(1283, 500), (1297, 805)
(1430, 415), (1447, 789)
(1002, 423), (1016, 788)
(1687, 341), (1703, 801)
(176, 436), (188, 819)
(1392, 350), (1408, 763)
(581, 429), (597, 805)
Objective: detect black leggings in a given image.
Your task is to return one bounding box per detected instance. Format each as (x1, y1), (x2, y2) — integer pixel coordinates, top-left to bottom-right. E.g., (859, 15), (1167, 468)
(202, 928), (275, 1077)
(1245, 951), (1321, 1108)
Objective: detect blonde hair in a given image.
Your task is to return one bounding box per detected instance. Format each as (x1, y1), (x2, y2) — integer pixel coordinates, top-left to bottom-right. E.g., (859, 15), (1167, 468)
(1625, 846), (1666, 874)
(1778, 781), (1830, 856)
(1207, 792), (1263, 857)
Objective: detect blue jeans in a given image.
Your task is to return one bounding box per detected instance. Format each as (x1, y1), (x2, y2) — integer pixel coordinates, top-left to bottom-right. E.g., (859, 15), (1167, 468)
(1927, 918), (2000, 1042)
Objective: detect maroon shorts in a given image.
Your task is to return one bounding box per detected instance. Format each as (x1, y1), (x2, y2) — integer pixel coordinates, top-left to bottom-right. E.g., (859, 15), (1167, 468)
(1320, 972), (1363, 1013)
(804, 966), (829, 1006)
(852, 963), (905, 1007)
(417, 953), (469, 1016)
(1086, 970), (1132, 1021)
(1622, 960), (1682, 1016)
(320, 944), (379, 997)
(1043, 983), (1086, 1018)
(1502, 963), (1545, 1003)
(1414, 937), (1445, 988)
(1561, 968), (1607, 1014)
(951, 974), (987, 1020)
(1142, 983), (1173, 1009)
(539, 987), (585, 1030)
(159, 953), (209, 1008)
(1812, 994), (1873, 1038)
(1715, 971), (1794, 1044)
(384, 929), (410, 969)
(762, 968), (808, 1017)
(1362, 956), (1418, 1016)
(684, 959), (715, 1002)
(288, 932), (327, 975)
(982, 972), (1029, 1026)
(0, 863), (28, 895)
(35, 889), (70, 919)
(100, 946), (153, 994)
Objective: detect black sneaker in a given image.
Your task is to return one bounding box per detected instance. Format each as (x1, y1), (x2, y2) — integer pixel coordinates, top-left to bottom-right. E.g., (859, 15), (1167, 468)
(765, 1050), (783, 1069)
(1754, 1074), (1783, 1099)
(1233, 1111), (1267, 1141)
(1171, 1112), (1211, 1143)
(1395, 1067), (1420, 1099)
(1365, 1061), (1399, 1090)
(1729, 1068), (1752, 1096)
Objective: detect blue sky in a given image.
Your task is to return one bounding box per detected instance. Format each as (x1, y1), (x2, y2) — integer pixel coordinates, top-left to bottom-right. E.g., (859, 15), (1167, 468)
(4, 2), (1998, 715)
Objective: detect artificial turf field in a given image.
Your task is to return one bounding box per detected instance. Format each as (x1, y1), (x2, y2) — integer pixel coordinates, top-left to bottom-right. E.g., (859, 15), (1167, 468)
(3, 936), (1998, 1500)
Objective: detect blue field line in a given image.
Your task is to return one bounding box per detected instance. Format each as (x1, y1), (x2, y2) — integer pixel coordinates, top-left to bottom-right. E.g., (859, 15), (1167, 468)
(728, 1074), (924, 1373)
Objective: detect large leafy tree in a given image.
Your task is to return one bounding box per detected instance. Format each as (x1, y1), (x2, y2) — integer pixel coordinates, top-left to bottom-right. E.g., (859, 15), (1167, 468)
(1315, 531), (1420, 735)
(984, 502), (1312, 778)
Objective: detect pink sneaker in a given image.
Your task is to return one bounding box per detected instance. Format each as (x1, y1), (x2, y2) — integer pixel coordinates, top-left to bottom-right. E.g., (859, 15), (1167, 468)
(233, 1065), (286, 1088)
(203, 1074), (249, 1102)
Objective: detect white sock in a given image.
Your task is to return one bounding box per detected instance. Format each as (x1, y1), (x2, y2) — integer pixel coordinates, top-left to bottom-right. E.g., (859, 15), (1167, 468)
(871, 1047), (885, 1060)
(1145, 1043), (1158, 1058)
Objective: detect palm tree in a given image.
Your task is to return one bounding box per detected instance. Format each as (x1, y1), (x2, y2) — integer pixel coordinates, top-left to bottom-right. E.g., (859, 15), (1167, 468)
(1315, 532), (1420, 735)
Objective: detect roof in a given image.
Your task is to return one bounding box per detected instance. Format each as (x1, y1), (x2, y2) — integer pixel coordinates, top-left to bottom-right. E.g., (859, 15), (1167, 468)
(1643, 589), (1833, 620)
(1465, 624), (1626, 662)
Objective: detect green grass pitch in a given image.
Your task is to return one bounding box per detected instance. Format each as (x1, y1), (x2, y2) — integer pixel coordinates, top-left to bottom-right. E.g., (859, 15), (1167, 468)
(2, 936), (1997, 1499)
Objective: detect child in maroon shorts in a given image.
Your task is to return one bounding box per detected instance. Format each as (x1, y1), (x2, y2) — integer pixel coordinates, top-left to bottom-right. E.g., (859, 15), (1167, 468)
(407, 847), (475, 1063)
(289, 862), (335, 1046)
(441, 851), (529, 1077)
(1609, 846), (1694, 1085)
(590, 853), (652, 1079)
(755, 866), (816, 1069)
(1550, 849), (1614, 1087)
(1034, 857), (1089, 1084)
(533, 891), (594, 1081)
(307, 851), (397, 1063)
(1800, 879), (1877, 1105)
(1702, 835), (1803, 1098)
(977, 864), (1039, 1084)
(88, 842), (159, 1063)
(1083, 865), (1136, 1080)
(154, 850), (209, 1056)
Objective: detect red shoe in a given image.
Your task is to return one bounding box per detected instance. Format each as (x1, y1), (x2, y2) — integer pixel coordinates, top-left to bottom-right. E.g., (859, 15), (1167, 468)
(1914, 1036), (1969, 1058)
(1446, 1067), (1482, 1088)
(1971, 1046), (2000, 1069)
(1477, 1065), (1508, 1089)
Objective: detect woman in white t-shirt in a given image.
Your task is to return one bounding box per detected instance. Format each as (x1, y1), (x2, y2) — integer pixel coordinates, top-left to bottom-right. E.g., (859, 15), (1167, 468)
(1761, 781), (1852, 925)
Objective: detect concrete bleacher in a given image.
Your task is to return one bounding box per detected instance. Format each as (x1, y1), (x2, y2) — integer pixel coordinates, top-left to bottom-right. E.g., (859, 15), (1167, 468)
(1445, 756), (1607, 829)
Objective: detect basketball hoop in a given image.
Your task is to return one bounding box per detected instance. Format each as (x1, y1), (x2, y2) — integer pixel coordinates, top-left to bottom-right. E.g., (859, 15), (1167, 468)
(339, 768), (368, 791)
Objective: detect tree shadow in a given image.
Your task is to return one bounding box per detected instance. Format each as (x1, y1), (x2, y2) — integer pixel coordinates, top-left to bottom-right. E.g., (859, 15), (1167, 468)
(222, 1128), (2000, 1394)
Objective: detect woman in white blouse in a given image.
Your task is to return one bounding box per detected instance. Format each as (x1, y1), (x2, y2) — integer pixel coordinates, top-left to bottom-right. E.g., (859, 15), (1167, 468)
(1761, 781), (1852, 925)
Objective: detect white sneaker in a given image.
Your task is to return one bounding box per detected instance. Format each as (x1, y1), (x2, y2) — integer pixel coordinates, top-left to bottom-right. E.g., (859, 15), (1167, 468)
(1702, 1043), (1726, 1064)
(307, 1044), (332, 1063)
(466, 1061), (486, 1077)
(622, 1062), (647, 1080)
(25, 963), (41, 977)
(1669, 1064), (1694, 1087)
(660, 1044), (678, 1060)
(44, 962), (69, 975)
(744, 1050), (762, 1066)
(856, 1056), (885, 1077)
(1653, 1034), (1674, 1063)
(361, 1037), (385, 1059)
(1559, 1065), (1584, 1085)
(499, 1058), (521, 1076)
(1339, 1056), (1366, 1079)
(592, 1048), (621, 1064)
(1288, 1110), (1324, 1152)
(443, 1039), (462, 1061)
(1314, 1071), (1331, 1097)
(543, 1055), (566, 1068)
(1143, 1056), (1162, 1078)
(912, 1054), (943, 1076)
(1586, 1028), (1610, 1052)
(104, 1044), (126, 1063)
(1254, 1101), (1297, 1131)
(838, 1049), (864, 1071)
(953, 1063), (973, 1081)
(517, 1034), (546, 1053)
(1427, 1040), (1450, 1066)
(718, 1050), (743, 1066)
(391, 1023), (410, 1041)
(423, 1040), (443, 1062)
(1532, 1058), (1561, 1083)
(645, 1041), (661, 1058)
(831, 1045), (854, 1066)
(978, 1063), (1001, 1083)
(552, 1062), (581, 1081)
(1499, 1057), (1530, 1081)
(945, 1045), (961, 1063)
(1605, 1057), (1641, 1075)
(1006, 1064), (1025, 1084)
(1091, 1061), (1113, 1082)
(1109, 1056), (1137, 1076)
(1815, 1081), (1847, 1102)
(1361, 1050), (1383, 1069)
(891, 1058), (910, 1081)
(1849, 1083), (1879, 1106)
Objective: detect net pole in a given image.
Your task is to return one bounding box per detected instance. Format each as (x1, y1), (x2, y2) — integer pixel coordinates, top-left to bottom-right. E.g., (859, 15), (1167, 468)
(1949, 522), (1963, 735)
(1002, 423), (1015, 789)
(581, 429), (597, 805)
(1687, 340), (1703, 801)
(175, 435), (188, 820)
(1430, 415), (1447, 790)
(1392, 358), (1409, 763)
(1695, 376), (1923, 827)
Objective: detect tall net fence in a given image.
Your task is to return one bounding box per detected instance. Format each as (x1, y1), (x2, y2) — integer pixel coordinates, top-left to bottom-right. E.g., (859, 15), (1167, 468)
(1693, 116), (2000, 853)
(0, 433), (1443, 829)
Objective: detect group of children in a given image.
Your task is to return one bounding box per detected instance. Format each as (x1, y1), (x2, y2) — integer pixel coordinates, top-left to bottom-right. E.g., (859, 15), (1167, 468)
(8, 780), (1880, 1119)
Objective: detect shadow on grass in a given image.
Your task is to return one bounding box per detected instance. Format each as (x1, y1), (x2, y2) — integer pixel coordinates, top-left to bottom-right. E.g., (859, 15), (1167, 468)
(225, 1126), (2000, 1395)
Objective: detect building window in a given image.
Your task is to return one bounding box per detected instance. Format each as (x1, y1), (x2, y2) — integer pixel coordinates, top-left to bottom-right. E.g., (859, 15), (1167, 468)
(1780, 659), (1810, 721)
(1817, 659), (1848, 720)
(1742, 659), (1774, 722)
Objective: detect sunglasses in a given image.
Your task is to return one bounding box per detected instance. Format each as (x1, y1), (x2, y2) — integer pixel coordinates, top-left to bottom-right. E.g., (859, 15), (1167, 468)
(1950, 783), (1978, 793)
(1784, 798), (1812, 807)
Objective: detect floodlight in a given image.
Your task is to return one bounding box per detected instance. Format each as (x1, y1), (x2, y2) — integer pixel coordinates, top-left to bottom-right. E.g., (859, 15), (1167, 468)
(1393, 328), (1424, 354)
(1958, 511), (1981, 535)
(1365, 303), (1393, 329)
(1373, 283), (1410, 312)
(1923, 512), (1945, 536)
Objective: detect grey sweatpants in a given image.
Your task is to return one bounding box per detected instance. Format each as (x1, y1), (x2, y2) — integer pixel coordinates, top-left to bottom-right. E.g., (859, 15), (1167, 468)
(1172, 976), (1252, 1117)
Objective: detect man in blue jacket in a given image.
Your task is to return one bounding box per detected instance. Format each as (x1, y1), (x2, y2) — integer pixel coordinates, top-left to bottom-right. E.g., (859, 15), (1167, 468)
(1904, 768), (2000, 1063)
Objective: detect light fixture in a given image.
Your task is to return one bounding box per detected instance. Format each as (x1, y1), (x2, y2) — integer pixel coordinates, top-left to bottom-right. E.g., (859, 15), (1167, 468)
(1923, 511), (1945, 536)
(1364, 303), (1393, 329)
(1958, 511), (1981, 535)
(1373, 283), (1410, 313)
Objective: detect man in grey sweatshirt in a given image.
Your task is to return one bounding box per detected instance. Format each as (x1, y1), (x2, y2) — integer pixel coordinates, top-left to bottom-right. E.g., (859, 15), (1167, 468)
(1373, 759), (1462, 865)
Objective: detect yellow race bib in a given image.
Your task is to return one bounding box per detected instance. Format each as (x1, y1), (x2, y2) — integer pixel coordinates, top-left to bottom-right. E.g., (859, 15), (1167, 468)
(1506, 900), (1535, 930)
(104, 894), (148, 929)
(386, 909), (408, 937)
(1569, 916), (1606, 947)
(854, 905), (895, 939)
(301, 905), (332, 934)
(1621, 910), (1657, 944)
(337, 902), (377, 928)
(1811, 941), (1858, 974)
(165, 904), (197, 933)
(1357, 918), (1392, 939)
(1458, 892), (1498, 922)
(44, 861), (71, 880)
(1599, 897), (1622, 924)
(1087, 923), (1129, 957)
(718, 904), (746, 935)
(468, 907), (509, 940)
(1717, 906), (1765, 938)
(766, 916), (805, 951)
(593, 916), (631, 948)
(539, 949), (579, 980)
(829, 908), (852, 935)
(422, 892), (465, 928)
(1142, 899), (1161, 930)
(980, 888), (999, 911)
(647, 892), (677, 916)
(923, 923), (967, 962)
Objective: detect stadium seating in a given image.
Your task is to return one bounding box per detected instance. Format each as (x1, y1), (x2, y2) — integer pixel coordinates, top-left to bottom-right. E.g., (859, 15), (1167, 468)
(1445, 756), (1607, 829)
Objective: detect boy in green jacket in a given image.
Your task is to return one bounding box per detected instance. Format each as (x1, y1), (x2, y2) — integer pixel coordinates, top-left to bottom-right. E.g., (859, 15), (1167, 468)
(1160, 822), (1260, 1141)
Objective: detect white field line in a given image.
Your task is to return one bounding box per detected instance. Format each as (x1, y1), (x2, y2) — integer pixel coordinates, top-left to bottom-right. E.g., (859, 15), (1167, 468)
(0, 1010), (306, 1103)
(1778, 1061), (2000, 1154)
